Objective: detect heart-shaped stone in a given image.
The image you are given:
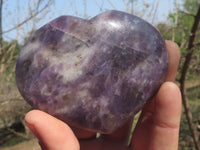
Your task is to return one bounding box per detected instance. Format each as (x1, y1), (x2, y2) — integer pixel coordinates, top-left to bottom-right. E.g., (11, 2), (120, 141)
(16, 10), (168, 133)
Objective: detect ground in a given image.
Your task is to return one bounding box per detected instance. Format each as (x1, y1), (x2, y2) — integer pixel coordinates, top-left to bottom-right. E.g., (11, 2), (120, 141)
(1, 138), (40, 150)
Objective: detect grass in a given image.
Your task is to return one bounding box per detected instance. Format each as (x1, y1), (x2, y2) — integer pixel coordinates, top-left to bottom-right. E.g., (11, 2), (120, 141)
(179, 96), (200, 149)
(0, 134), (29, 148)
(187, 85), (200, 101)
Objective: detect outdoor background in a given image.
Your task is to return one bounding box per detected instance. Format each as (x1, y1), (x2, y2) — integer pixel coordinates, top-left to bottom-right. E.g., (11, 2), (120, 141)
(0, 0), (199, 150)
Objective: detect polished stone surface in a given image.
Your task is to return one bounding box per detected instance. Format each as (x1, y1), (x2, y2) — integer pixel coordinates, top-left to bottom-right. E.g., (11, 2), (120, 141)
(16, 10), (168, 133)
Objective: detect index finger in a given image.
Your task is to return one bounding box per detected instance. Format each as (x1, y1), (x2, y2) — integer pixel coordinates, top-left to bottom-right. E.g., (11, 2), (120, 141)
(165, 40), (180, 81)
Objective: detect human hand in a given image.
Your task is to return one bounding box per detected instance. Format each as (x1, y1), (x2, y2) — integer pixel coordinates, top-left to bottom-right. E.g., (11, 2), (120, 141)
(25, 40), (181, 150)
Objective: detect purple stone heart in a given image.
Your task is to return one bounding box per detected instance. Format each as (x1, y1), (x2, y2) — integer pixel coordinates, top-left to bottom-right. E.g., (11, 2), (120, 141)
(16, 10), (168, 133)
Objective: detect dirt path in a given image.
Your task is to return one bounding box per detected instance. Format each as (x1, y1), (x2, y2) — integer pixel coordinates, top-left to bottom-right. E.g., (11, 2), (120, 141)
(1, 138), (40, 150)
(185, 78), (200, 89)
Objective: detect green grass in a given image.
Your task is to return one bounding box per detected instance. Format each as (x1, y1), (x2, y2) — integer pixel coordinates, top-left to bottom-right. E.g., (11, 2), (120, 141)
(187, 85), (200, 100)
(0, 135), (29, 148)
(179, 96), (200, 149)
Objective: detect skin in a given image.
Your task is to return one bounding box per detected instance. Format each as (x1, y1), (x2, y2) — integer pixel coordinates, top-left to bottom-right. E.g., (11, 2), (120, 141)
(25, 40), (181, 150)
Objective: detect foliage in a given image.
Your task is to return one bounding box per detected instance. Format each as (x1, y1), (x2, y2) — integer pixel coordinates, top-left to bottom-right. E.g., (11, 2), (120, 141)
(157, 0), (200, 76)
(157, 0), (200, 149)
(179, 100), (200, 150)
(0, 41), (21, 82)
(170, 0), (200, 45)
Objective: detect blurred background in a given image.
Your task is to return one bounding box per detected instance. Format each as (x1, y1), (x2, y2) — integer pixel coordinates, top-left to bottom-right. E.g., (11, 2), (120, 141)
(0, 0), (199, 150)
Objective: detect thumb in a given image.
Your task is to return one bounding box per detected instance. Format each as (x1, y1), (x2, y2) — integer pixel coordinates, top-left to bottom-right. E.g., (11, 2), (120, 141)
(25, 110), (80, 150)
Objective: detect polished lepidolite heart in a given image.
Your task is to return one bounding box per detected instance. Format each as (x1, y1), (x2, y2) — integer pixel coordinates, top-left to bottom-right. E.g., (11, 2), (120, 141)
(16, 10), (168, 133)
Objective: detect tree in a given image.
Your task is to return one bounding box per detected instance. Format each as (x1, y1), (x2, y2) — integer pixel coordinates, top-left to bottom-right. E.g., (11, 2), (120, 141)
(157, 0), (200, 149)
(0, 0), (3, 48)
(167, 0), (200, 149)
(0, 1), (53, 144)
(179, 5), (200, 150)
(0, 0), (53, 74)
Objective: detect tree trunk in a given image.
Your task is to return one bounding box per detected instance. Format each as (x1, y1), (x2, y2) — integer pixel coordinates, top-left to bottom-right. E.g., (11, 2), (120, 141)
(0, 0), (3, 47)
(179, 6), (200, 150)
(0, 0), (4, 73)
(172, 0), (179, 42)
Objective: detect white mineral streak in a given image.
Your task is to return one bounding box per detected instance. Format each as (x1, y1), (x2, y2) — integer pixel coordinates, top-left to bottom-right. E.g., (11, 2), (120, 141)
(33, 49), (49, 68)
(53, 104), (75, 114)
(49, 37), (95, 83)
(19, 40), (41, 61)
(54, 89), (90, 115)
(92, 95), (112, 125)
(40, 84), (51, 96)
